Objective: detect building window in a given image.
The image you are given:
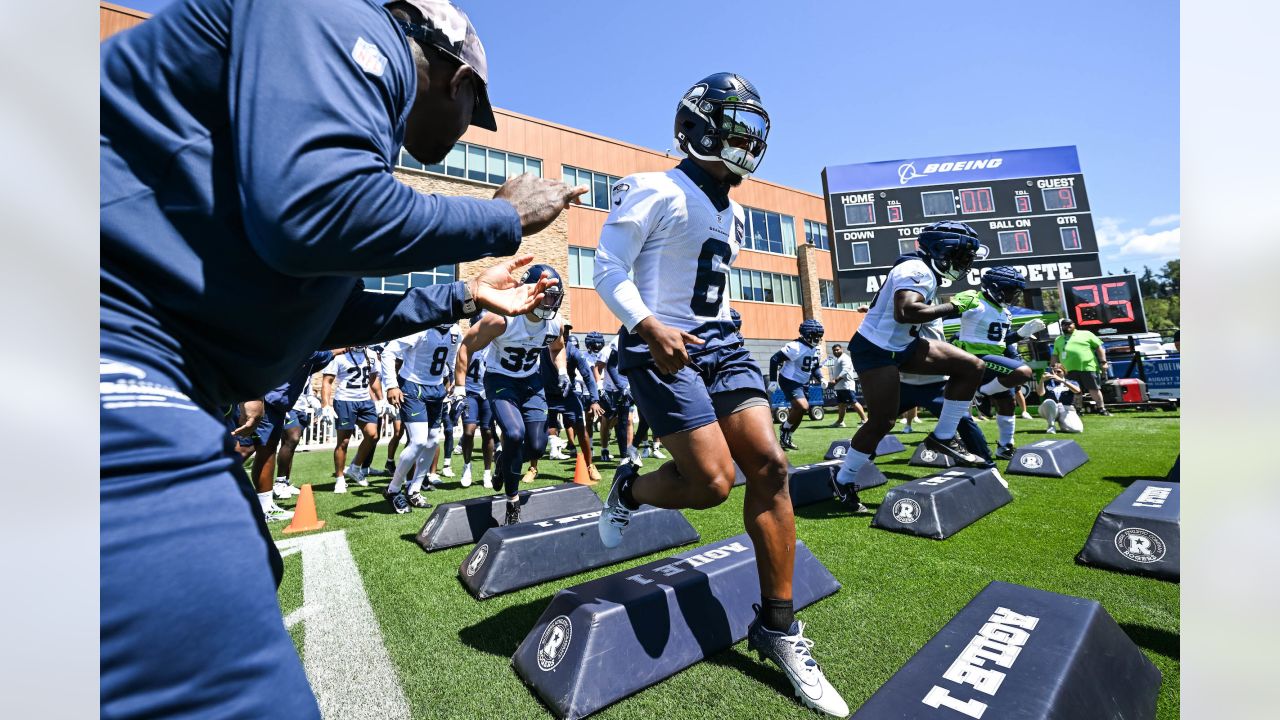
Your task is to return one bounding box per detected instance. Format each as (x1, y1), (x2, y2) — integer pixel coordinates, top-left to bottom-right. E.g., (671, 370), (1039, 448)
(568, 246), (596, 287)
(363, 265), (457, 294)
(743, 207), (797, 256)
(804, 220), (830, 251)
(401, 143), (542, 184)
(819, 279), (858, 310)
(562, 165), (623, 211)
(728, 269), (800, 305)
(852, 241), (872, 265)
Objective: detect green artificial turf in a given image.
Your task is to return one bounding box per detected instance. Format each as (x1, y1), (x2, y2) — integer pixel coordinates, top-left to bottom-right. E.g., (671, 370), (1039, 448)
(270, 410), (1180, 719)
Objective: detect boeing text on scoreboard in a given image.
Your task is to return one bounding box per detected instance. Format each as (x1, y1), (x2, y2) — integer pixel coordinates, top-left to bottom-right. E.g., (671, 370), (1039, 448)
(821, 146), (1102, 303)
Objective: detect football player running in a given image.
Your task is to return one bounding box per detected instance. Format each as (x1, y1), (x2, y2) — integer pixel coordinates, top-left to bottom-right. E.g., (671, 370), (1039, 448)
(320, 347), (383, 493)
(381, 323), (462, 513)
(832, 221), (988, 504)
(769, 319), (826, 450)
(951, 266), (1045, 460)
(594, 73), (847, 717)
(455, 265), (568, 525)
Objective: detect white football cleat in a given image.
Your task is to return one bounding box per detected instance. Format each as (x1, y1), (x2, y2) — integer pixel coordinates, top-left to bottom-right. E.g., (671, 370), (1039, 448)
(747, 611), (849, 718)
(481, 469), (493, 490)
(334, 476), (347, 494)
(263, 503), (295, 523)
(441, 464), (454, 478)
(460, 464), (473, 488)
(428, 472), (442, 487)
(274, 481), (299, 499)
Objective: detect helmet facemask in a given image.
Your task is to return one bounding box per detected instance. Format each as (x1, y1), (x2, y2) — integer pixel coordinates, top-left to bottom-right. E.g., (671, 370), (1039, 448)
(532, 285), (563, 321)
(681, 101), (769, 179)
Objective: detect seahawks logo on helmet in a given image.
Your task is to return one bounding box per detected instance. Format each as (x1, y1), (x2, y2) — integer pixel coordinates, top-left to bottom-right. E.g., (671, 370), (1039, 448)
(675, 73), (770, 180)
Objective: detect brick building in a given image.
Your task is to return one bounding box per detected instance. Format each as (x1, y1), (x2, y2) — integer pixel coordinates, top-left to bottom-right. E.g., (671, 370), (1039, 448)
(100, 2), (865, 365)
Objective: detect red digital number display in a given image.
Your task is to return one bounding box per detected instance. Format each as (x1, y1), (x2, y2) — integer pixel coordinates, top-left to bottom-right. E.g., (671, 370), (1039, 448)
(998, 230), (1032, 255)
(1015, 195), (1032, 213)
(958, 187), (994, 214)
(887, 205), (902, 222)
(1062, 275), (1146, 334)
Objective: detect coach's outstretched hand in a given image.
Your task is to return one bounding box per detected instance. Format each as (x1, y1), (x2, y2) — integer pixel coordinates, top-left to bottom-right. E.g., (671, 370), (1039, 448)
(636, 316), (704, 375)
(469, 255), (559, 317)
(494, 173), (589, 236)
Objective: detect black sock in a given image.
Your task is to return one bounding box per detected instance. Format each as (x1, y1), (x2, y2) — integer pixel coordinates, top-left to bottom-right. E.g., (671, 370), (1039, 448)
(761, 597), (795, 632)
(618, 471), (639, 510)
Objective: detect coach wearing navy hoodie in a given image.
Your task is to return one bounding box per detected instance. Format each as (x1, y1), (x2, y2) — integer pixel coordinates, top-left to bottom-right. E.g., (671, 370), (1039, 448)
(100, 1), (583, 716)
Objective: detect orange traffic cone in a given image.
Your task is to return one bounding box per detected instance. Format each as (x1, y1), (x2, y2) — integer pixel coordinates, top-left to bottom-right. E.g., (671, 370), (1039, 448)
(282, 484), (326, 534)
(573, 452), (597, 486)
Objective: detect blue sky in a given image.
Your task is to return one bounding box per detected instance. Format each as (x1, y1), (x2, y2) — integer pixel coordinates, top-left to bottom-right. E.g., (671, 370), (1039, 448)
(120, 0), (1179, 274)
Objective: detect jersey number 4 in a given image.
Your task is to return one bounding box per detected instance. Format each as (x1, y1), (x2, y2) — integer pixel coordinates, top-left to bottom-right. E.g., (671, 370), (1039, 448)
(691, 239), (733, 317)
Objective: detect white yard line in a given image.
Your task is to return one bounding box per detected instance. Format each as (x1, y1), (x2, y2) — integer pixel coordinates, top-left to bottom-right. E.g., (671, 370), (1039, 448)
(276, 531), (412, 720)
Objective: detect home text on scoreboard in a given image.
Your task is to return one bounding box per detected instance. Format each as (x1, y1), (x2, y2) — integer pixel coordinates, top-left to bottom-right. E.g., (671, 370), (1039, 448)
(821, 146), (1102, 303)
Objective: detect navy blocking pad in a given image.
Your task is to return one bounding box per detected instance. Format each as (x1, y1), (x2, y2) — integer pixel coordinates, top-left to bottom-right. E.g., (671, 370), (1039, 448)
(872, 468), (1012, 540)
(852, 581), (1160, 719)
(1077, 480), (1180, 581)
(512, 533), (841, 720)
(1005, 439), (1089, 477)
(416, 484), (603, 552)
(459, 506), (700, 599)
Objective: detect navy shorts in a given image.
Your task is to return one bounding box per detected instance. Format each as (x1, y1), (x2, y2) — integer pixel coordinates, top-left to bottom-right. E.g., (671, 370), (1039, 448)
(283, 408), (307, 429)
(778, 376), (808, 402)
(835, 388), (857, 404)
(101, 348), (319, 719)
(848, 332), (926, 373)
(227, 405), (273, 447)
(334, 398), (377, 430)
(397, 378), (445, 426)
(600, 388), (632, 419)
(463, 393), (494, 429)
(626, 342), (769, 437)
(980, 354), (1029, 390)
(549, 392), (584, 425)
(485, 372), (548, 423)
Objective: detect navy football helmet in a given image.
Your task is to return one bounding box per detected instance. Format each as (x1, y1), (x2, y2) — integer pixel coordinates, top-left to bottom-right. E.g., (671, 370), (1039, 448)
(675, 72), (770, 179)
(584, 331), (606, 352)
(520, 263), (563, 320)
(981, 266), (1027, 306)
(799, 319), (824, 347)
(916, 221), (981, 282)
(729, 308), (742, 333)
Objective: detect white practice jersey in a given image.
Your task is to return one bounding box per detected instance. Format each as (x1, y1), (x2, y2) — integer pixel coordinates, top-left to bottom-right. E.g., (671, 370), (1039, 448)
(292, 375), (318, 412)
(778, 340), (823, 384)
(486, 314), (561, 379)
(901, 319), (947, 386)
(856, 257), (939, 352)
(598, 339), (620, 392)
(956, 294), (1013, 356)
(593, 168), (743, 341)
(322, 349), (379, 402)
(382, 325), (461, 388)
(464, 345), (490, 397)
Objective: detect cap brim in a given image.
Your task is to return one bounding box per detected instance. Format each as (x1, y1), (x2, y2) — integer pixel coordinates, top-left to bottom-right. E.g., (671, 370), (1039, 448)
(471, 84), (497, 131)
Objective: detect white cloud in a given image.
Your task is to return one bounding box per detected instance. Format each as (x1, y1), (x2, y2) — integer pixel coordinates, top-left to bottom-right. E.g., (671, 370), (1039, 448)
(1095, 215), (1180, 270)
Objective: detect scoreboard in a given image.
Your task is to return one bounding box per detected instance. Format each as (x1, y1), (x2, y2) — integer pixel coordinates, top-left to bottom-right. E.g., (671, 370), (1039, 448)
(1059, 274), (1148, 336)
(821, 146), (1102, 303)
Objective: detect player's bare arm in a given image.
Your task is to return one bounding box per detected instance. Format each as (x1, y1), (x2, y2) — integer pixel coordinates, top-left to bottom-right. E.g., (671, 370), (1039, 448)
(893, 289), (955, 325)
(635, 316), (705, 376)
(454, 313), (506, 389)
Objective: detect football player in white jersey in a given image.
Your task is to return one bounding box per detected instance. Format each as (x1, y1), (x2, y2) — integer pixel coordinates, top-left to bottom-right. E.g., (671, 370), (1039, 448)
(460, 342), (496, 489)
(455, 264), (568, 526)
(593, 73), (847, 717)
(769, 319), (826, 450)
(951, 266), (1046, 459)
(320, 347), (383, 493)
(380, 323), (462, 512)
(832, 221), (989, 505)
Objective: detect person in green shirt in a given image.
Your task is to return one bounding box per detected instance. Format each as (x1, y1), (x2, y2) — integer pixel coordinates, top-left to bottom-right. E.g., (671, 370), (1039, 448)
(1050, 318), (1111, 415)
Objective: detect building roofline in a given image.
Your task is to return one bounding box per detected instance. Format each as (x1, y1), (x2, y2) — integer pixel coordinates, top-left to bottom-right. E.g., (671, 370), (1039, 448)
(101, 2), (150, 20)
(491, 107), (822, 201)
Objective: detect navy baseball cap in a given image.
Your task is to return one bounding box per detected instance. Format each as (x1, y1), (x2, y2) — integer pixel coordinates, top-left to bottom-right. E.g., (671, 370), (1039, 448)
(393, 0), (496, 131)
